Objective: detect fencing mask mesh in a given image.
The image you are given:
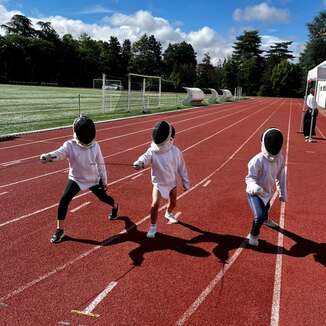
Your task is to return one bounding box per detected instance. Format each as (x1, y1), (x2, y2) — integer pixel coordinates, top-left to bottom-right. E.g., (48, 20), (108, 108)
(262, 128), (283, 155)
(73, 116), (96, 146)
(152, 121), (172, 145)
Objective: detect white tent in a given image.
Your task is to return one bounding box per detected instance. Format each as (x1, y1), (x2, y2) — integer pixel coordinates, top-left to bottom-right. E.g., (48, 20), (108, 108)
(300, 60), (326, 132)
(307, 60), (326, 81)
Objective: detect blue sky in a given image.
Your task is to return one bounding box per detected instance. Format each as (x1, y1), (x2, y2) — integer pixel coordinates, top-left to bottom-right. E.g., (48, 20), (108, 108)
(1, 0), (326, 63)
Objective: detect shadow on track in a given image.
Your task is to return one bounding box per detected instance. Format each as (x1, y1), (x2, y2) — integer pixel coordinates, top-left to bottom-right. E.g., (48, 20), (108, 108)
(178, 221), (284, 265)
(64, 216), (211, 266)
(273, 226), (326, 267)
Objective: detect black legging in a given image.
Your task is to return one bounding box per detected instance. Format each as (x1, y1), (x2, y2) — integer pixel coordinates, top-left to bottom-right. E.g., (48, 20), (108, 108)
(58, 180), (115, 220)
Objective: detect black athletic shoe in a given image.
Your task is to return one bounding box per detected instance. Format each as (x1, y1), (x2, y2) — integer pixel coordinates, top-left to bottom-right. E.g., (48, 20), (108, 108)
(50, 228), (64, 244)
(109, 204), (119, 220)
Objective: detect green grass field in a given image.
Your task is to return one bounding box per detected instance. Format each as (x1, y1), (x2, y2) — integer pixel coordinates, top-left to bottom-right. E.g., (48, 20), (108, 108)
(0, 84), (188, 135)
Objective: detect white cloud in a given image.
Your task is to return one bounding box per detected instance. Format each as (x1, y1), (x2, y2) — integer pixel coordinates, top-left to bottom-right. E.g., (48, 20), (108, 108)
(1, 4), (300, 64)
(79, 5), (113, 15)
(233, 2), (290, 23)
(0, 4), (21, 25)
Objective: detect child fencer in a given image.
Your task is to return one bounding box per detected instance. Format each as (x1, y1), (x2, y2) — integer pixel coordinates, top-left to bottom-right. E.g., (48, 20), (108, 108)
(245, 128), (287, 246)
(133, 120), (190, 238)
(40, 115), (119, 243)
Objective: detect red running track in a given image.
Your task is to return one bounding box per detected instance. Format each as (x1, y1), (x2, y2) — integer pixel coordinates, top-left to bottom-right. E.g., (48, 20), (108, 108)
(0, 98), (325, 326)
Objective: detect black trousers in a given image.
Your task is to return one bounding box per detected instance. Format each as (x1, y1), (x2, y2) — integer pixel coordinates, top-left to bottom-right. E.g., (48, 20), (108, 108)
(303, 108), (318, 137)
(58, 180), (115, 220)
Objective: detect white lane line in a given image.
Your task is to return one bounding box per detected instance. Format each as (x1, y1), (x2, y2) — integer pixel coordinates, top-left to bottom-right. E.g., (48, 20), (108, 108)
(1, 160), (21, 167)
(202, 180), (211, 187)
(0, 103), (271, 226)
(70, 202), (91, 213)
(71, 281), (118, 318)
(0, 104), (281, 303)
(0, 191), (8, 196)
(131, 173), (143, 180)
(270, 99), (292, 326)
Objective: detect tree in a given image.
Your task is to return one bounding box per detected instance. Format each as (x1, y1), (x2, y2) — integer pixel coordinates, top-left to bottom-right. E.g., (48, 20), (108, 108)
(271, 60), (302, 97)
(300, 11), (326, 70)
(1, 14), (36, 37)
(131, 34), (163, 75)
(101, 36), (122, 78)
(162, 41), (197, 89)
(37, 21), (60, 42)
(196, 53), (219, 89)
(266, 41), (294, 64)
(232, 30), (264, 95)
(121, 39), (132, 75)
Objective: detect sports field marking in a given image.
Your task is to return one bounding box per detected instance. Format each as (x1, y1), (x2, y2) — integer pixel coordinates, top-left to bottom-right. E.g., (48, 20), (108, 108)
(1, 160), (21, 166)
(0, 100), (259, 151)
(0, 101), (257, 167)
(71, 281), (117, 318)
(70, 202), (91, 213)
(131, 173), (143, 180)
(270, 99), (292, 326)
(0, 191), (8, 196)
(316, 126), (325, 139)
(202, 180), (211, 187)
(0, 103), (281, 303)
(0, 101), (272, 224)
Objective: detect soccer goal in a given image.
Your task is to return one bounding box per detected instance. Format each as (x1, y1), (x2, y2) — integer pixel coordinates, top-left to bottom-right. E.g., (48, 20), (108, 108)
(93, 74), (123, 113)
(127, 73), (161, 112)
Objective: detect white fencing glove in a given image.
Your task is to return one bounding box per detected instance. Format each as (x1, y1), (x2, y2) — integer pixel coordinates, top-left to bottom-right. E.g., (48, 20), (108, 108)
(40, 153), (53, 163)
(133, 161), (144, 170)
(247, 183), (264, 195)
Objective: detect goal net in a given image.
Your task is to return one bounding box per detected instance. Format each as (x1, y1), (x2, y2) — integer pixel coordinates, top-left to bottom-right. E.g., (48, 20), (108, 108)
(93, 74), (124, 112)
(127, 73), (161, 112)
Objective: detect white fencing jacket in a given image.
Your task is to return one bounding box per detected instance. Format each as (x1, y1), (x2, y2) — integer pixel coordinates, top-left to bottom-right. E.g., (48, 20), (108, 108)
(48, 139), (107, 190)
(245, 148), (287, 205)
(135, 141), (190, 199)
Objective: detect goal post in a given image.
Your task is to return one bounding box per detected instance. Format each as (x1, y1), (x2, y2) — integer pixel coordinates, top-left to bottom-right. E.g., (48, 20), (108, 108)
(127, 73), (161, 112)
(94, 74), (123, 113)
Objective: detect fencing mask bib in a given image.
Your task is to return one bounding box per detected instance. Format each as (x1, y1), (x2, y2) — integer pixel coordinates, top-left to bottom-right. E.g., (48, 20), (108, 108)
(73, 116), (96, 146)
(261, 128), (283, 156)
(152, 121), (174, 145)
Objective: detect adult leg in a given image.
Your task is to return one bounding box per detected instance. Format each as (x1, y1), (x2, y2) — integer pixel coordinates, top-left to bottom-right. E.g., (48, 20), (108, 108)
(303, 110), (311, 137)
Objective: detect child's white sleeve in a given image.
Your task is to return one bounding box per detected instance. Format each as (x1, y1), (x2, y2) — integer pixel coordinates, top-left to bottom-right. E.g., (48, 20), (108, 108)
(46, 142), (69, 161)
(276, 161), (287, 201)
(96, 145), (108, 185)
(134, 148), (153, 168)
(178, 151), (190, 190)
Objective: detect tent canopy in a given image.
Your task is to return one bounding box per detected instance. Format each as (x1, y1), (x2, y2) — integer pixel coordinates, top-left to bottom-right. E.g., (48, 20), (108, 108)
(307, 60), (326, 81)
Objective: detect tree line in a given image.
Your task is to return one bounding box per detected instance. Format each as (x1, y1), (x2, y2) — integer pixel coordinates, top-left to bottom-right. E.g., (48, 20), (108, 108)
(0, 11), (325, 97)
